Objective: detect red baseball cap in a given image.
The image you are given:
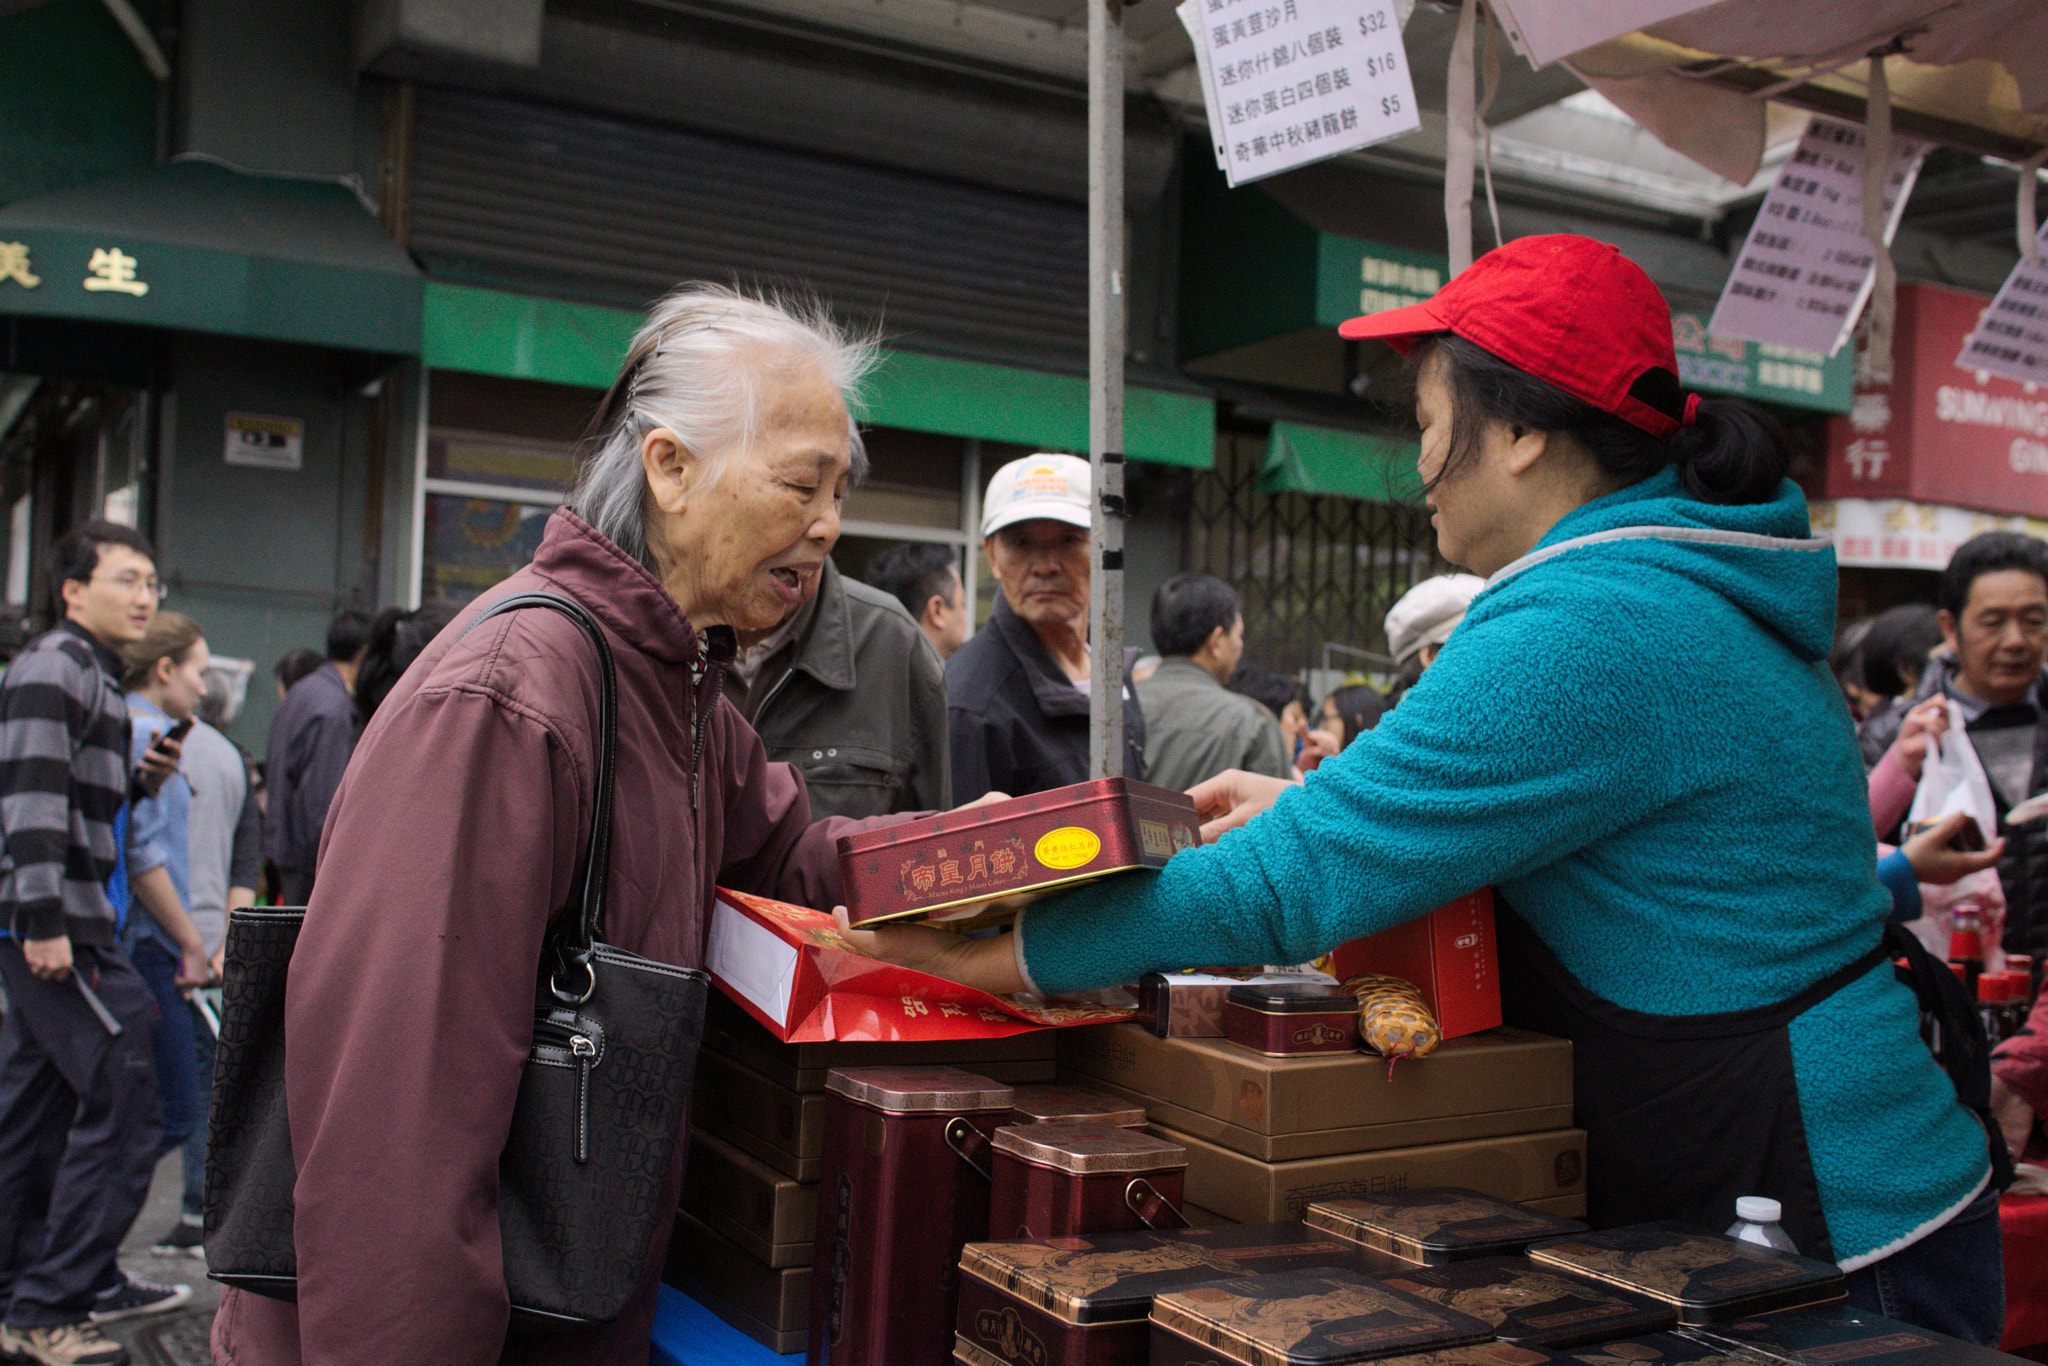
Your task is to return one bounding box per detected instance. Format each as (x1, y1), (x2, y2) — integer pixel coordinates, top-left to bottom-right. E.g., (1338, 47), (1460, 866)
(1338, 234), (1694, 439)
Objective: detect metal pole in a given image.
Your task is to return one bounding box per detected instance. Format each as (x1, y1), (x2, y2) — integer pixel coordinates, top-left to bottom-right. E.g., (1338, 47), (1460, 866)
(1087, 0), (1126, 780)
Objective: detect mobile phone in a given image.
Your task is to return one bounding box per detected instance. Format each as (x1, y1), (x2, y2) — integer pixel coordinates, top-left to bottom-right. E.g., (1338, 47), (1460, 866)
(1908, 814), (1986, 852)
(161, 717), (195, 746)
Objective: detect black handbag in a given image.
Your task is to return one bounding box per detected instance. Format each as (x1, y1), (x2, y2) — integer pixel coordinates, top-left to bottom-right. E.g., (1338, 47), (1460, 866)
(204, 591), (710, 1329)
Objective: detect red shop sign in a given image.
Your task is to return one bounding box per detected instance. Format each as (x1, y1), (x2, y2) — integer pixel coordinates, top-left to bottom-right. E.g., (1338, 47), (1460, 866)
(1815, 283), (2048, 518)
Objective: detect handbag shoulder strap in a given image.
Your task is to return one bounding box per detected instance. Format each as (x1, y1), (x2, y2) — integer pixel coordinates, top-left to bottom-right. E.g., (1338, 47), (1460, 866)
(465, 591), (618, 1001)
(1883, 921), (2015, 1192)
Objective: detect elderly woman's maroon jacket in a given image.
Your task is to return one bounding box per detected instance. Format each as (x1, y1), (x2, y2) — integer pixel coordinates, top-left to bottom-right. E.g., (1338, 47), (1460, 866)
(214, 510), (887, 1365)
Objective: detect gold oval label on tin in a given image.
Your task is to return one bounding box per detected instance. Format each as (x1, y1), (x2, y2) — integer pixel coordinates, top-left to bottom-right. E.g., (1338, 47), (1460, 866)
(1034, 826), (1101, 870)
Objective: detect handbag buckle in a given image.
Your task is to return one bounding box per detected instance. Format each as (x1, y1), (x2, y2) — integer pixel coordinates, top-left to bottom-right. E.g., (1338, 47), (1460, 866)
(551, 950), (597, 1005)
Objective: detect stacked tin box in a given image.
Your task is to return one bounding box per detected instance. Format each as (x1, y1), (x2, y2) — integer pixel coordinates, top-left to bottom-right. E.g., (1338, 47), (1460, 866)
(954, 1186), (1854, 1366)
(662, 994), (1063, 1353)
(1057, 1014), (1587, 1226)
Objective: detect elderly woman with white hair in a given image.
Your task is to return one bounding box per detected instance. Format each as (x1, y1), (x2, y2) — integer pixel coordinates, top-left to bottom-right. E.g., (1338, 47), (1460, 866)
(211, 285), (889, 1366)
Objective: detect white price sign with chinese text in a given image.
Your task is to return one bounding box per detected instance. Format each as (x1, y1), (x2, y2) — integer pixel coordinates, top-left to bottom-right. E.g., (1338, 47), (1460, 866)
(1955, 222), (2048, 386)
(1708, 116), (1927, 356)
(1178, 0), (1419, 187)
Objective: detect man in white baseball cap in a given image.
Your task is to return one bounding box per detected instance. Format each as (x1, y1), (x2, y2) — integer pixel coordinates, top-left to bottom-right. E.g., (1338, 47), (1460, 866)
(1383, 573), (1486, 704)
(946, 454), (1146, 801)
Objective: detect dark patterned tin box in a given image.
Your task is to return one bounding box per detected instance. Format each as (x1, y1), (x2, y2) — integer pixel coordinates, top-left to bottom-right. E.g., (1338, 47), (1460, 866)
(1148, 1266), (1494, 1366)
(1525, 1224), (1846, 1325)
(1548, 1331), (1781, 1366)
(838, 778), (1200, 928)
(955, 1221), (1409, 1366)
(1375, 1256), (1676, 1348)
(1680, 1305), (2022, 1366)
(1370, 1346), (1560, 1366)
(1306, 1187), (1589, 1264)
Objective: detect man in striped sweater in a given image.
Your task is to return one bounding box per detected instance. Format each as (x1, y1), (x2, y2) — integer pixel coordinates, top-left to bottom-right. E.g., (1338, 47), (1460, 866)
(0, 522), (191, 1366)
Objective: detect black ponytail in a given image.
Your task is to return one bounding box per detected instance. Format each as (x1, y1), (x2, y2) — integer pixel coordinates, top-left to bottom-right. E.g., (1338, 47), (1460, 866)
(1669, 395), (1791, 505)
(1418, 336), (1790, 506)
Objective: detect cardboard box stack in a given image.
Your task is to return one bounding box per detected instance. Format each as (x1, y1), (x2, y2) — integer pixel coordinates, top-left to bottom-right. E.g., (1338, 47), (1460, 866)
(663, 994), (1061, 1353)
(1057, 1022), (1584, 1225)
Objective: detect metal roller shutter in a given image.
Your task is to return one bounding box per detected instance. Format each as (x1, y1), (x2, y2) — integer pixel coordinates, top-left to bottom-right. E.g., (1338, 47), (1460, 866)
(408, 87), (1088, 363)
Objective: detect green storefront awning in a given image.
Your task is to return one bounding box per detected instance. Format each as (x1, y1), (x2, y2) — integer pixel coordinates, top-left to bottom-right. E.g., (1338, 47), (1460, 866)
(422, 281), (1216, 469)
(1258, 421), (1421, 502)
(0, 160), (422, 354)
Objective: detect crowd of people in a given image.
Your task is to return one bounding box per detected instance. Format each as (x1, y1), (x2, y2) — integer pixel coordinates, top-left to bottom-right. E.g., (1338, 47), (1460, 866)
(0, 248), (2032, 1362)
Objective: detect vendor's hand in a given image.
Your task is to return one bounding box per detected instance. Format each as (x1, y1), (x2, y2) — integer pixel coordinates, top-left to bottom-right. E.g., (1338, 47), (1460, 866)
(175, 943), (214, 992)
(1889, 696), (1949, 782)
(1901, 811), (2004, 885)
(1992, 1074), (2035, 1164)
(210, 946), (225, 981)
(135, 732), (183, 798)
(829, 907), (1027, 996)
(955, 791), (1011, 811)
(1188, 769), (1296, 844)
(23, 934), (72, 982)
(1296, 728), (1342, 774)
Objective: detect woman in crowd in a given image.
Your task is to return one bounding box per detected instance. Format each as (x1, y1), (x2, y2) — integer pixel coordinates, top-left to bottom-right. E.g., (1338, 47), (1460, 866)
(213, 284), (893, 1365)
(119, 613), (218, 1246)
(1316, 682), (1388, 748)
(846, 236), (2004, 1342)
(351, 597), (458, 727)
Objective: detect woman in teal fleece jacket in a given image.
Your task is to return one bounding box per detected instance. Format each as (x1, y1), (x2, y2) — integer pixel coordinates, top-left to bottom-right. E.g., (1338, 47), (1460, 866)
(844, 236), (2003, 1343)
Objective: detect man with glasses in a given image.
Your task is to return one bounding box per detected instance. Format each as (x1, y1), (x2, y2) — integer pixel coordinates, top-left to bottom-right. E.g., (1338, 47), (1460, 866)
(946, 455), (1145, 803)
(0, 520), (190, 1366)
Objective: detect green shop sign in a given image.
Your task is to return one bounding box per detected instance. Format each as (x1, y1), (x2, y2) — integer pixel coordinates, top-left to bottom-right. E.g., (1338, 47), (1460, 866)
(1670, 310), (1852, 415)
(1313, 237), (1447, 331)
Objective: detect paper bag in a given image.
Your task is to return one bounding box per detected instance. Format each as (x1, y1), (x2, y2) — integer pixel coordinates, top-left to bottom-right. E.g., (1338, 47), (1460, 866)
(705, 888), (1136, 1043)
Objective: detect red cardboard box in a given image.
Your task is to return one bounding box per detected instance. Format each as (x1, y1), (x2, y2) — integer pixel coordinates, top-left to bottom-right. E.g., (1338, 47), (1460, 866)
(1327, 890), (1500, 1042)
(837, 777), (1201, 928)
(705, 888), (1136, 1044)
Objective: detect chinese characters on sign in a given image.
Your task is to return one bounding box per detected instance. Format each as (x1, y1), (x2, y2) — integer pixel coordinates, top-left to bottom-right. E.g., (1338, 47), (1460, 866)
(83, 247), (148, 296)
(1955, 222), (2048, 386)
(1708, 117), (1926, 356)
(1178, 0), (1419, 188)
(0, 243), (39, 289)
(0, 244), (154, 297)
(1670, 310), (1850, 413)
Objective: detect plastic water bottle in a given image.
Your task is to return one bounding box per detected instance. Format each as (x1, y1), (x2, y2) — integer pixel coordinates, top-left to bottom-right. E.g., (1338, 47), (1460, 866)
(1726, 1196), (1799, 1253)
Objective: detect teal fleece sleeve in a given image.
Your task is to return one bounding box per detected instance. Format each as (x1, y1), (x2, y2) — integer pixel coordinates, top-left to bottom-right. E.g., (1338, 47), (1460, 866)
(1018, 592), (1674, 995)
(1874, 849), (1921, 924)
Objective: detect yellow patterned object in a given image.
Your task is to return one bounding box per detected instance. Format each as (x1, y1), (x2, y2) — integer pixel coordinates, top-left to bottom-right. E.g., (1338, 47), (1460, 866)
(1342, 973), (1442, 1068)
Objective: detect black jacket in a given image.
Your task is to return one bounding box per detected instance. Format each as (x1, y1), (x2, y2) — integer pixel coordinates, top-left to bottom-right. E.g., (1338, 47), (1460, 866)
(742, 561), (950, 820)
(1860, 654), (2048, 962)
(945, 595), (1146, 803)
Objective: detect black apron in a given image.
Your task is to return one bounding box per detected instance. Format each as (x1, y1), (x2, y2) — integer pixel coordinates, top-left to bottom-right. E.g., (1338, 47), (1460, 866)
(1497, 901), (1891, 1260)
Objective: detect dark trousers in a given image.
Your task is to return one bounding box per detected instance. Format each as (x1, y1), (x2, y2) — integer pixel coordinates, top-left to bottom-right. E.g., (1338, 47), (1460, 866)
(1846, 1183), (2006, 1346)
(0, 940), (161, 1328)
(276, 868), (314, 907)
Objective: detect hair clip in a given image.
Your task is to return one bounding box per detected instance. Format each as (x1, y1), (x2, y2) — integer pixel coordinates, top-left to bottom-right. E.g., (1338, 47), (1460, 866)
(626, 323), (672, 415)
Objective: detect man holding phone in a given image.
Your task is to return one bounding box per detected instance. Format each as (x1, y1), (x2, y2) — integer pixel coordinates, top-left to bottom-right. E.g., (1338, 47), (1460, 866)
(0, 522), (191, 1366)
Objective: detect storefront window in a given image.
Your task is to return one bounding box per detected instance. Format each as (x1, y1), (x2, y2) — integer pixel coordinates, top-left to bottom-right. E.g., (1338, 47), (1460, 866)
(414, 371), (990, 612)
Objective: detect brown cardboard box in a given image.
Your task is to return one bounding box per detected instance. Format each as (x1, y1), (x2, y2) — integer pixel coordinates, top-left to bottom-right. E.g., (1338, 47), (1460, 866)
(1155, 1123), (1587, 1225)
(1179, 1195), (1584, 1226)
(681, 1129), (818, 1268)
(663, 1211), (811, 1353)
(1056, 1070), (1573, 1162)
(1524, 1193), (1588, 1218)
(1058, 1024), (1571, 1152)
(704, 993), (1058, 1092)
(694, 1050), (828, 1180)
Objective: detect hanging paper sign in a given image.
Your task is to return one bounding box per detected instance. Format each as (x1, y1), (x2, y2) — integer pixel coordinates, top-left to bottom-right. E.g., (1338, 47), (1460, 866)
(1177, 0), (1420, 187)
(1955, 222), (2048, 386)
(1708, 116), (1928, 356)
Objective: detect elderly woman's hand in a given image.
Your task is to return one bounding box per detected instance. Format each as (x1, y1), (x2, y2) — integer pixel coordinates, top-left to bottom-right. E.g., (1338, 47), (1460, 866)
(830, 908), (1029, 996)
(1188, 769), (1297, 843)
